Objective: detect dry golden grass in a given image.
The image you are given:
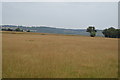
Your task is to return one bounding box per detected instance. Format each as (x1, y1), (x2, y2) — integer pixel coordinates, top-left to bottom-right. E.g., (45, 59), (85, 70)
(2, 31), (118, 78)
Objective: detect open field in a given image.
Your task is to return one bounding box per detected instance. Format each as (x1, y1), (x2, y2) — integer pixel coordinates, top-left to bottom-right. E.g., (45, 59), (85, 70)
(2, 31), (118, 78)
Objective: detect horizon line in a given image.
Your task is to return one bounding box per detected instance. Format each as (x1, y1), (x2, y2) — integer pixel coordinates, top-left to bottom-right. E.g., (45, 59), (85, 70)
(1, 24), (118, 30)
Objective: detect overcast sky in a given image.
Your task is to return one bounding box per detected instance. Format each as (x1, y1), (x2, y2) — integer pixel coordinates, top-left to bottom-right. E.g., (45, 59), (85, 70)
(2, 2), (118, 29)
(1, 0), (119, 2)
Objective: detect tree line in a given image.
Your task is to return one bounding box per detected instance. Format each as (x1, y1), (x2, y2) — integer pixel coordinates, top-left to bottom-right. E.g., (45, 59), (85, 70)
(1, 25), (120, 38)
(102, 27), (120, 38)
(86, 26), (120, 38)
(2, 28), (30, 32)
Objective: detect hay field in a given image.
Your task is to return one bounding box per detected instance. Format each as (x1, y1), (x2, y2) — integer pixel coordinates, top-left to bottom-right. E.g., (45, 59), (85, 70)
(2, 31), (118, 78)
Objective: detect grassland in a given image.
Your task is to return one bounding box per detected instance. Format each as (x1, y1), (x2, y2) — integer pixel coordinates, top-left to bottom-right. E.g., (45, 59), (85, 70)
(2, 31), (118, 78)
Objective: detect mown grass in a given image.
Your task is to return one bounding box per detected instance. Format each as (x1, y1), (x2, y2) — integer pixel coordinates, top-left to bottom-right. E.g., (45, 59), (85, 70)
(2, 31), (118, 78)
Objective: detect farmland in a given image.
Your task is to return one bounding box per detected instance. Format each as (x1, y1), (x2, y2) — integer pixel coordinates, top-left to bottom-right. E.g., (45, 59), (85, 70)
(2, 31), (118, 78)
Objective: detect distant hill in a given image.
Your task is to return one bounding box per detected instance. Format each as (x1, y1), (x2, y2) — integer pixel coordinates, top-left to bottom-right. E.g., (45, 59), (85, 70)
(1, 25), (104, 37)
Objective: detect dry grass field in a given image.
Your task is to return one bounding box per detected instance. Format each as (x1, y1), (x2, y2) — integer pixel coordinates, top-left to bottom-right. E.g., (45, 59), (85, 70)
(2, 31), (118, 78)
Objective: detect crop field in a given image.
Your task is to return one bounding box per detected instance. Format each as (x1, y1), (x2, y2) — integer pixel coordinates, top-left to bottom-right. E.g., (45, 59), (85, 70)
(2, 31), (118, 78)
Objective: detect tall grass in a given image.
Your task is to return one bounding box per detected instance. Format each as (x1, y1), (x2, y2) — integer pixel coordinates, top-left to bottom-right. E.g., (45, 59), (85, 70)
(2, 31), (118, 78)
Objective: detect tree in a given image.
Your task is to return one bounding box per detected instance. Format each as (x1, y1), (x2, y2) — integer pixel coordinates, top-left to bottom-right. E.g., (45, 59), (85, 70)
(7, 28), (13, 31)
(27, 30), (30, 32)
(15, 28), (23, 32)
(102, 27), (120, 38)
(116, 29), (120, 38)
(86, 26), (97, 37)
(15, 28), (21, 31)
(102, 29), (109, 37)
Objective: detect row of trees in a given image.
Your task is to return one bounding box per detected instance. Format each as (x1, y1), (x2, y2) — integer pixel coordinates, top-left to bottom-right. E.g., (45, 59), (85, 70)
(86, 26), (120, 38)
(2, 28), (30, 32)
(102, 27), (120, 38)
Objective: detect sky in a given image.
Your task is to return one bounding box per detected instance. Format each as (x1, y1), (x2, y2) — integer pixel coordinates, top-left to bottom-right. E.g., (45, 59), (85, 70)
(1, 0), (119, 2)
(1, 2), (118, 29)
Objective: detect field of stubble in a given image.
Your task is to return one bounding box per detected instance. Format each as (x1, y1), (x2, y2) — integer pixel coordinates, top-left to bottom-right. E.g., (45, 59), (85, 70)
(2, 31), (118, 78)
